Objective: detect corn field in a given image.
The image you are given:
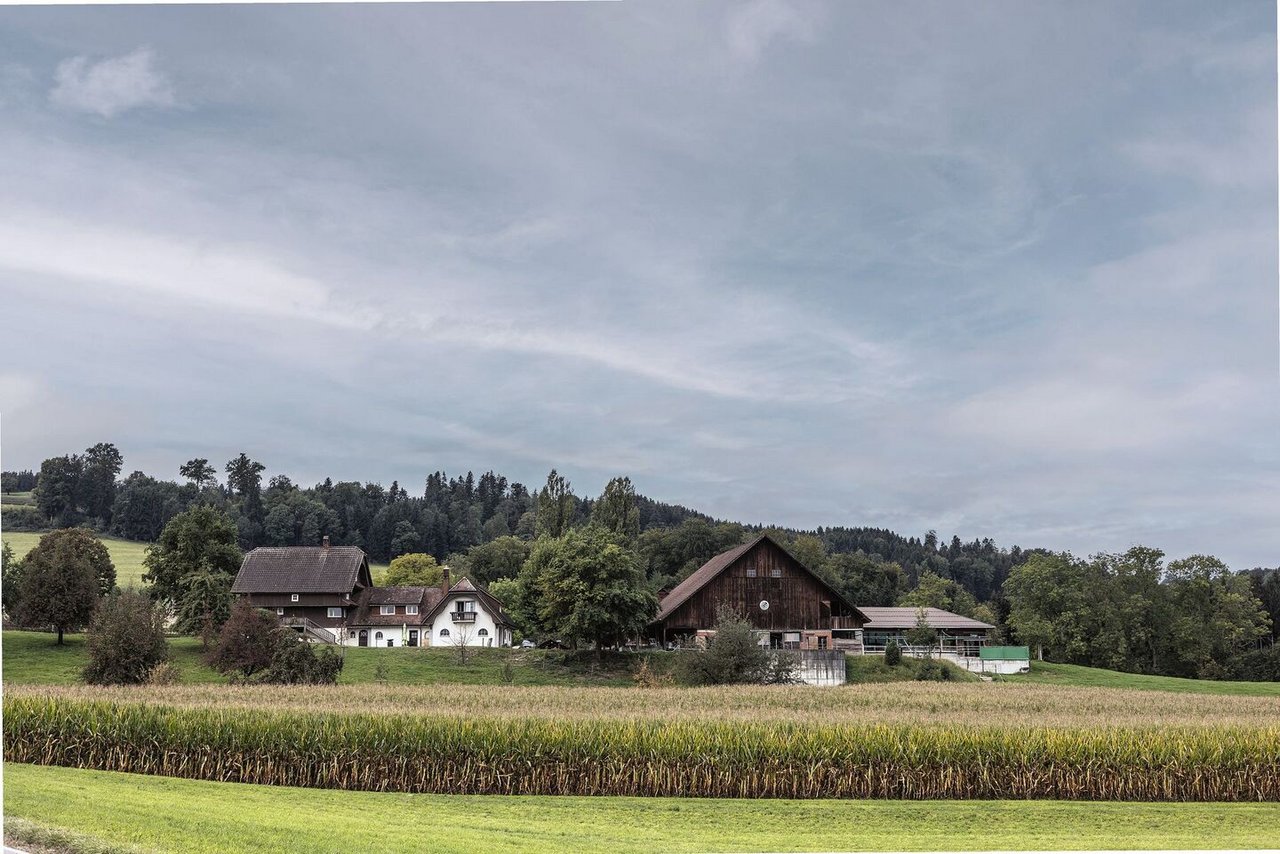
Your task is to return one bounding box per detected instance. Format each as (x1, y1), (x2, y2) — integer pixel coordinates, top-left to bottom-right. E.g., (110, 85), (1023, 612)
(6, 695), (1279, 801)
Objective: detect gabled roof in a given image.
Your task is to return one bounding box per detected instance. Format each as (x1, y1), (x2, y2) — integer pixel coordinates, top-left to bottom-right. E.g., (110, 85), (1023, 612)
(422, 578), (515, 627)
(653, 533), (859, 623)
(231, 546), (372, 594)
(858, 606), (994, 631)
(367, 586), (431, 606)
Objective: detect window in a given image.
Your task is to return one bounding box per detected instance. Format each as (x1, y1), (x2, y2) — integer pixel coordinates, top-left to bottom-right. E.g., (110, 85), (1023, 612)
(348, 630), (356, 638)
(406, 605), (418, 615)
(291, 593), (299, 602)
(455, 600), (474, 612)
(745, 568), (757, 578)
(276, 608), (284, 616)
(477, 628), (488, 637)
(439, 628), (451, 638)
(386, 639), (394, 648)
(380, 605), (395, 615)
(770, 568), (782, 578)
(327, 607), (343, 618)
(817, 636), (828, 650)
(375, 632), (383, 641)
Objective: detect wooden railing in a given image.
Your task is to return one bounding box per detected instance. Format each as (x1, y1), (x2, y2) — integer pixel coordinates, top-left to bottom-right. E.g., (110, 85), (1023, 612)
(449, 611), (476, 623)
(281, 617), (338, 644)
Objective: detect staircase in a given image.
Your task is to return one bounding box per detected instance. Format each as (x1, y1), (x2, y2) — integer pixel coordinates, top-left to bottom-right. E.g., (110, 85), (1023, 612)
(282, 617), (339, 644)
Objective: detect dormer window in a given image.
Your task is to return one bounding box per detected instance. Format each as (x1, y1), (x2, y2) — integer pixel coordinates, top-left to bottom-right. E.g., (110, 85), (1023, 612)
(291, 594), (299, 602)
(406, 605), (418, 615)
(380, 605), (395, 615)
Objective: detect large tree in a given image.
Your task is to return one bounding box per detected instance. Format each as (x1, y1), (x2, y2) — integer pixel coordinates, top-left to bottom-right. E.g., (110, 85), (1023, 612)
(79, 442), (123, 525)
(526, 525), (657, 651)
(179, 458), (217, 490)
(34, 454), (83, 523)
(535, 470), (577, 539)
(143, 506), (242, 604)
(175, 567), (234, 647)
(384, 553), (443, 587)
(462, 536), (531, 586)
(14, 529), (112, 644)
(1164, 555), (1270, 679)
(591, 476), (640, 543)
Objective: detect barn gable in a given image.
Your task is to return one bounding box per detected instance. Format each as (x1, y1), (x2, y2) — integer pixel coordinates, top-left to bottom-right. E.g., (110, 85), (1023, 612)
(651, 534), (863, 635)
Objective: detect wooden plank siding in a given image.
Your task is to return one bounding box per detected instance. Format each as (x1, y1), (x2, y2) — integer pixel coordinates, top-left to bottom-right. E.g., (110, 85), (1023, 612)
(658, 538), (863, 637)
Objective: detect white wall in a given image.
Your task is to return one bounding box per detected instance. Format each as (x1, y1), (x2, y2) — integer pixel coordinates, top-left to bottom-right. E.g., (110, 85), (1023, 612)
(338, 625), (428, 648)
(427, 593), (510, 647)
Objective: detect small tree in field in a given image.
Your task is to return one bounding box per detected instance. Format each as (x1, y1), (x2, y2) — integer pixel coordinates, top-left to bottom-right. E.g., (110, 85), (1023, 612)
(678, 607), (770, 686)
(15, 529), (111, 644)
(84, 589), (169, 685)
(884, 639), (902, 666)
(450, 623), (475, 665)
(208, 600), (279, 679)
(905, 608), (938, 656)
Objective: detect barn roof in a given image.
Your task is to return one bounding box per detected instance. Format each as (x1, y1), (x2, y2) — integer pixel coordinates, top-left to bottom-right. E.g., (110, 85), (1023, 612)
(653, 534), (859, 623)
(230, 546), (371, 594)
(857, 606), (994, 631)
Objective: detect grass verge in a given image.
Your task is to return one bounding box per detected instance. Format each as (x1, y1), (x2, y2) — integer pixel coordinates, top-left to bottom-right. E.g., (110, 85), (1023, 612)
(997, 660), (1280, 695)
(7, 763), (1280, 853)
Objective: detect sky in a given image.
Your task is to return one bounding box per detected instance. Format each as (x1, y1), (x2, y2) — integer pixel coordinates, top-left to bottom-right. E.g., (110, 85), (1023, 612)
(0, 1), (1276, 568)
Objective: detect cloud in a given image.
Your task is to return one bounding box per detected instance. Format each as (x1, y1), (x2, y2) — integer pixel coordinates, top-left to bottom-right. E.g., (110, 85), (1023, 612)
(725, 0), (817, 62)
(50, 47), (175, 117)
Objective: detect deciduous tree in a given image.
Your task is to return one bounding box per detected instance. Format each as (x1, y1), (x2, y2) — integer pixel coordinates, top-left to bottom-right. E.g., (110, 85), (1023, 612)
(15, 529), (111, 644)
(84, 589), (169, 685)
(143, 506), (242, 604)
(384, 553), (444, 587)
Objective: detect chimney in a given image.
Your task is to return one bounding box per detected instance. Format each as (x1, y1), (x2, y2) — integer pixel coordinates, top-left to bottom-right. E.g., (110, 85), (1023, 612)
(322, 535), (330, 549)
(441, 565), (450, 595)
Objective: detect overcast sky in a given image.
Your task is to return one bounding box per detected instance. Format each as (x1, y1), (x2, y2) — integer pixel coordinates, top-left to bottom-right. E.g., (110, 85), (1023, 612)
(0, 1), (1275, 567)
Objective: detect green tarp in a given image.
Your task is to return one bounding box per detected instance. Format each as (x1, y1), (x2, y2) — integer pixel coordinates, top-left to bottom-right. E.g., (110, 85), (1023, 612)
(980, 646), (1030, 661)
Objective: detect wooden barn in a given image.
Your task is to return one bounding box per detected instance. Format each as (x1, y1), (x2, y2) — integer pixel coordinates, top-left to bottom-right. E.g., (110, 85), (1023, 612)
(649, 534), (865, 650)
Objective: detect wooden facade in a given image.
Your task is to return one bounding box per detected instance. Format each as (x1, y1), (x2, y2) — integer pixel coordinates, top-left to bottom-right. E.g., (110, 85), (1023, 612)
(651, 535), (864, 645)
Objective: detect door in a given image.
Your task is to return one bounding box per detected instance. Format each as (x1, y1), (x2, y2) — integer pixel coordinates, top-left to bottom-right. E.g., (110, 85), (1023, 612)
(409, 630), (418, 647)
(358, 630), (368, 647)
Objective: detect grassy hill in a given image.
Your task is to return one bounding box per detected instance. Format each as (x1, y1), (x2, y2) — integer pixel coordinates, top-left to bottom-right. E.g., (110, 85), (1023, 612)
(996, 660), (1280, 696)
(2, 531), (153, 589)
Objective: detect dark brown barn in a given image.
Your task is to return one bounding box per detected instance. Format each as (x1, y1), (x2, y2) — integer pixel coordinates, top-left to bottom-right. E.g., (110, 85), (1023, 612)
(649, 534), (865, 650)
(230, 537), (373, 642)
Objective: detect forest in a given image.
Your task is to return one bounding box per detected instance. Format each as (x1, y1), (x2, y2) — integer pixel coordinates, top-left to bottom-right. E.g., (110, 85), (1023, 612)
(3, 442), (1277, 682)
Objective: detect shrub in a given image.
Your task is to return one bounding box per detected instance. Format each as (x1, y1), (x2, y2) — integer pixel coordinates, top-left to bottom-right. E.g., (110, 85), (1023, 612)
(764, 650), (801, 684)
(1236, 646), (1280, 682)
(915, 659), (944, 681)
(260, 637), (344, 685)
(208, 601), (280, 679)
(677, 608), (769, 685)
(632, 657), (674, 688)
(884, 640), (901, 666)
(2, 506), (47, 532)
(148, 662), (181, 685)
(384, 553), (444, 587)
(83, 589), (169, 685)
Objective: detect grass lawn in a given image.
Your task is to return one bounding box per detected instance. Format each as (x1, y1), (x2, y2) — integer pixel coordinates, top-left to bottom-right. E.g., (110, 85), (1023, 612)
(997, 660), (1280, 696)
(5, 764), (1279, 854)
(2, 630), (634, 687)
(0, 490), (35, 506)
(2, 631), (223, 685)
(2, 530), (153, 589)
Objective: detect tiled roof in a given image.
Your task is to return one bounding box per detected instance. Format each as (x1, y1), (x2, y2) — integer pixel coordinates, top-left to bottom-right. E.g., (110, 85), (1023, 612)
(857, 606), (994, 631)
(367, 586), (432, 605)
(231, 546), (369, 594)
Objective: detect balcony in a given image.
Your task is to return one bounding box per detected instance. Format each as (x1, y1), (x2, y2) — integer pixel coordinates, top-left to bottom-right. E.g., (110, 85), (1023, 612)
(450, 610), (476, 623)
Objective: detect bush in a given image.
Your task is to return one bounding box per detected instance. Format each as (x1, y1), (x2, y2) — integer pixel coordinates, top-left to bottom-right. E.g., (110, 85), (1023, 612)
(83, 589), (169, 685)
(208, 601), (281, 679)
(915, 659), (944, 681)
(148, 662), (181, 685)
(677, 609), (769, 685)
(2, 506), (47, 532)
(884, 640), (901, 666)
(632, 657), (674, 688)
(1235, 646), (1280, 682)
(260, 636), (344, 685)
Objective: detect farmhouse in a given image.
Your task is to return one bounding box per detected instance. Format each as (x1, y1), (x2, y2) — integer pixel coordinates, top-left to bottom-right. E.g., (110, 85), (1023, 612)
(649, 533), (865, 650)
(649, 534), (1018, 673)
(231, 538), (513, 648)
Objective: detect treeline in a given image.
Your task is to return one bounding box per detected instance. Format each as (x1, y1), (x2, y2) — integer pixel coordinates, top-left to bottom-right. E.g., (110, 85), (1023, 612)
(4, 444), (1278, 682)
